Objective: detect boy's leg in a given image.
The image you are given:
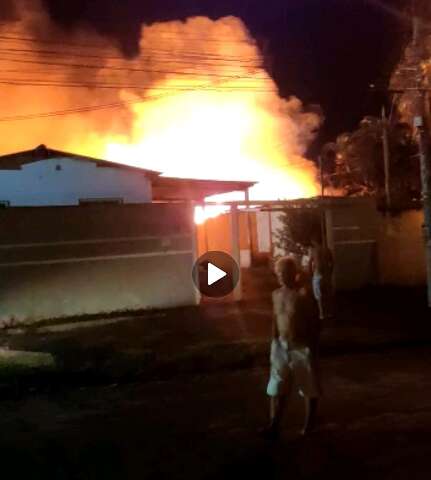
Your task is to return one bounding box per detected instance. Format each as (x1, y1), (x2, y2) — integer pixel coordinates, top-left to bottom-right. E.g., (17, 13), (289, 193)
(270, 395), (287, 430)
(259, 395), (287, 439)
(302, 396), (318, 436)
(268, 376), (293, 432)
(317, 299), (324, 320)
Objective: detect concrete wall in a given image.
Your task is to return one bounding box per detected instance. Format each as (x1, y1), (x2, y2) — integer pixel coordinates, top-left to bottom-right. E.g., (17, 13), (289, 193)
(0, 157), (151, 206)
(378, 209), (426, 286)
(267, 198), (380, 290)
(326, 198), (379, 290)
(0, 204), (198, 325)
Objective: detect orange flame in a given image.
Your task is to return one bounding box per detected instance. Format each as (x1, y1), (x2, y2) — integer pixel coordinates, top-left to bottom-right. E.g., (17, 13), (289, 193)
(0, 8), (321, 223)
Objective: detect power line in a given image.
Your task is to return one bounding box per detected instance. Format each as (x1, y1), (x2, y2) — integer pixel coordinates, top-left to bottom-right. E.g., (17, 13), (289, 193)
(0, 45), (257, 64)
(0, 47), (260, 64)
(0, 32), (255, 49)
(0, 55), (263, 80)
(140, 29), (254, 44)
(0, 44), (260, 64)
(0, 34), (117, 50)
(0, 34), (259, 62)
(0, 56), (260, 71)
(0, 77), (275, 122)
(0, 78), (274, 92)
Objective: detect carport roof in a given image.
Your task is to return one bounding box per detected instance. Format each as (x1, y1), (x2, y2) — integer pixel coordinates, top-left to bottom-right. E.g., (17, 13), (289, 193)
(152, 176), (255, 202)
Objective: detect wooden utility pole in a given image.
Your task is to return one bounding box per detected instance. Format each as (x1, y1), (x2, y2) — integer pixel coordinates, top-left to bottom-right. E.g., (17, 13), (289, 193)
(381, 106), (392, 209)
(393, 6), (431, 306)
(415, 105), (431, 306)
(230, 204), (242, 301)
(245, 188), (254, 267)
(318, 155), (327, 248)
(412, 13), (431, 306)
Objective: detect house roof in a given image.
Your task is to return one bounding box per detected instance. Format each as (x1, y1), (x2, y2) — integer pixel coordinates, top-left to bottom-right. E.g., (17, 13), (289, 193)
(152, 176), (255, 202)
(0, 144), (161, 178)
(0, 145), (256, 201)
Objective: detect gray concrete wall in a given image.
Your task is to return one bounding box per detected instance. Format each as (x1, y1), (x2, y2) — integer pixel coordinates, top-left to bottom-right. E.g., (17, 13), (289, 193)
(0, 204), (198, 325)
(327, 200), (427, 288)
(326, 198), (379, 290)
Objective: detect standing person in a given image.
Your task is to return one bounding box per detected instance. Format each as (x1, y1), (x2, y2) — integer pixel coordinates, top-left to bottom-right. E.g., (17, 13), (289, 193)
(309, 234), (334, 321)
(262, 257), (322, 440)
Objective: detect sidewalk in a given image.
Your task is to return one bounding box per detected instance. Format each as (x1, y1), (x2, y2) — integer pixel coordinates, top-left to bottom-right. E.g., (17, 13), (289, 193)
(0, 268), (430, 392)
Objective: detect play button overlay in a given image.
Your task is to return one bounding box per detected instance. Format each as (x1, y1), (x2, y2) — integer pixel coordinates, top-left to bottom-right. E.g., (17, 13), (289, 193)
(192, 251), (240, 298)
(208, 262), (227, 286)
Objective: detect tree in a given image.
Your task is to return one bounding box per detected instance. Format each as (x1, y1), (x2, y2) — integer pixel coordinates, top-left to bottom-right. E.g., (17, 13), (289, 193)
(320, 3), (431, 207)
(274, 208), (321, 257)
(321, 116), (419, 206)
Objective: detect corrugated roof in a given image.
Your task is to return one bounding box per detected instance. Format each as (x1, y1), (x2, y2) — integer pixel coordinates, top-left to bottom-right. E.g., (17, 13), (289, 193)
(152, 176), (255, 201)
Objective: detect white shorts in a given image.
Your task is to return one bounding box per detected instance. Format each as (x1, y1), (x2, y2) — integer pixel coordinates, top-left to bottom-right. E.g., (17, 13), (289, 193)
(266, 338), (321, 398)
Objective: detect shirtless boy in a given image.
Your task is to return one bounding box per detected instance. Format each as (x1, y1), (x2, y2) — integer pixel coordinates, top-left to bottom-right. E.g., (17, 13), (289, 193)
(263, 257), (321, 439)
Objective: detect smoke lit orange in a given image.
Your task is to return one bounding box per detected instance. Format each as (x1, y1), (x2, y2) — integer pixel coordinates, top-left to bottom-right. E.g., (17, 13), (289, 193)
(0, 6), (321, 223)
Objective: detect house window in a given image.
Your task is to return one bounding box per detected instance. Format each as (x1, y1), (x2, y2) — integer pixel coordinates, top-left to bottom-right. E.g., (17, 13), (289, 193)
(79, 198), (124, 205)
(55, 165), (62, 171)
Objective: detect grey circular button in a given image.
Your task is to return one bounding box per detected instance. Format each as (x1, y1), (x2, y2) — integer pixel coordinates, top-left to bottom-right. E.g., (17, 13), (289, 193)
(192, 251), (240, 298)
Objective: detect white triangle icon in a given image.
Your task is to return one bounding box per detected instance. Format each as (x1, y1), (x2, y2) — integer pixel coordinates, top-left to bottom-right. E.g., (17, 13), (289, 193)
(208, 262), (227, 286)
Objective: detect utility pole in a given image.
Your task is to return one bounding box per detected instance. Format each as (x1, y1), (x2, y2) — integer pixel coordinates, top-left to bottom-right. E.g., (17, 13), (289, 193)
(411, 12), (431, 306)
(415, 113), (431, 306)
(318, 155), (327, 248)
(319, 154), (325, 198)
(381, 106), (392, 209)
(245, 188), (254, 267)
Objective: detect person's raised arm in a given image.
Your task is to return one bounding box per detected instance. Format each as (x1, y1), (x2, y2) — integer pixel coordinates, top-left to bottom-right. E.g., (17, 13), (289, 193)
(308, 247), (315, 277)
(272, 314), (279, 339)
(327, 247), (334, 274)
(272, 291), (280, 340)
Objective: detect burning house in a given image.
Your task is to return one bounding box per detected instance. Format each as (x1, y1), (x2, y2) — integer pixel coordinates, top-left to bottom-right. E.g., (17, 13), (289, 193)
(0, 145), (253, 325)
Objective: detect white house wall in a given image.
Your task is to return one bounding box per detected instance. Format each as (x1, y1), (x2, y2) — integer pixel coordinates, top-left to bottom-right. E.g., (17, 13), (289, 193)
(0, 157), (151, 206)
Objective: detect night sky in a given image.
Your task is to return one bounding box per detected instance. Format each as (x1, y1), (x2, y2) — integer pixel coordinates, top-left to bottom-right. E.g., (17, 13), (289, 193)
(15, 0), (412, 153)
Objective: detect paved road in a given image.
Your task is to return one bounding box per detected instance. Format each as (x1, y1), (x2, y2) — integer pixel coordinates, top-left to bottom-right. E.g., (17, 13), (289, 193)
(1, 346), (431, 479)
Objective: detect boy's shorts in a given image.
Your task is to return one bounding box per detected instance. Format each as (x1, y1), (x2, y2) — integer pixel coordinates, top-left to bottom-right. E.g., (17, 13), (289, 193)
(266, 338), (321, 398)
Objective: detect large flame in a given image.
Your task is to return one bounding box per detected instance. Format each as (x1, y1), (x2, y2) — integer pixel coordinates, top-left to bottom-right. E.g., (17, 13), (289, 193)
(0, 2), (321, 222)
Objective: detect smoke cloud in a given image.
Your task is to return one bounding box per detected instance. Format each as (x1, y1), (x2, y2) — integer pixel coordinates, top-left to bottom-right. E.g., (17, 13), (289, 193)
(0, 0), (322, 199)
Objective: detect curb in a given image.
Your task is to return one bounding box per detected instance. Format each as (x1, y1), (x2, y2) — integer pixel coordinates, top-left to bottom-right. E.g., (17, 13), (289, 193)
(4, 312), (167, 336)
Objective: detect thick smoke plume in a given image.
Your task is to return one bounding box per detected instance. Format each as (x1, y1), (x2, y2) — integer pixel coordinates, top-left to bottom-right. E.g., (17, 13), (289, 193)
(0, 0), (322, 200)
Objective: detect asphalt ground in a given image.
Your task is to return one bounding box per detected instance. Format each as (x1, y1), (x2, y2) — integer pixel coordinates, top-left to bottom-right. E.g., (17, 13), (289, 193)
(1, 346), (431, 479)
